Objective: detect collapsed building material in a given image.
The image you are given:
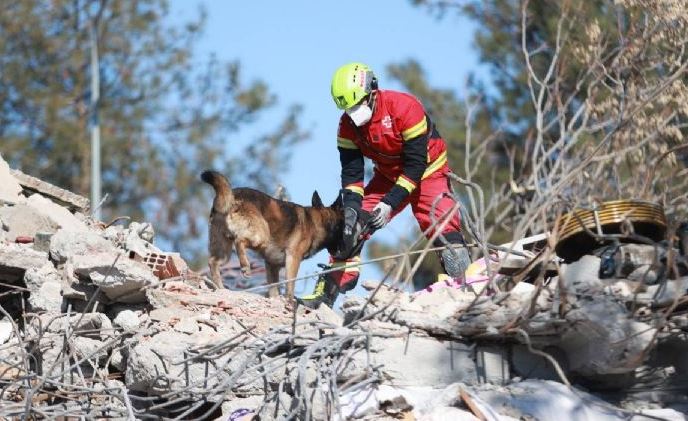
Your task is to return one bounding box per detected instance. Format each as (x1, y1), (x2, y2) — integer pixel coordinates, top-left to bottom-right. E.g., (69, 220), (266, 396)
(49, 228), (117, 263)
(0, 155), (687, 420)
(130, 251), (187, 280)
(9, 168), (90, 212)
(72, 252), (160, 303)
(0, 205), (59, 243)
(0, 154), (24, 206)
(0, 243), (48, 282)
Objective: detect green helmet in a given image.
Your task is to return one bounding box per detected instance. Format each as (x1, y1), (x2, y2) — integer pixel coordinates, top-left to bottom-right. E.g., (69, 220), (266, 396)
(331, 62), (377, 110)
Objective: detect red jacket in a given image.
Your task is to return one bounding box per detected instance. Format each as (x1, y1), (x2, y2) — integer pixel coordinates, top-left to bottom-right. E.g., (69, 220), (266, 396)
(337, 90), (448, 206)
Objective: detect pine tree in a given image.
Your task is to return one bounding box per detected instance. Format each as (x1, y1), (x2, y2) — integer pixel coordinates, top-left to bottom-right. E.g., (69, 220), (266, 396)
(0, 0), (308, 265)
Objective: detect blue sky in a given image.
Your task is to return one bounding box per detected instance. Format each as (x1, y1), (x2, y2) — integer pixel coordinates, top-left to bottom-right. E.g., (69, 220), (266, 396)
(170, 1), (483, 300)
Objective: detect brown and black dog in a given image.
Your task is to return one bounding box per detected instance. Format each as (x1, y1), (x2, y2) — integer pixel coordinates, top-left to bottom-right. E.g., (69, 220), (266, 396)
(201, 170), (343, 299)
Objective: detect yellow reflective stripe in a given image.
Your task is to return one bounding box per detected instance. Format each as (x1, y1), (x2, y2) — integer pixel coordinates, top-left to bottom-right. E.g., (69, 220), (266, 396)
(345, 185), (364, 196)
(401, 116), (427, 140)
(337, 137), (358, 149)
(421, 151), (447, 179)
(396, 176), (416, 193)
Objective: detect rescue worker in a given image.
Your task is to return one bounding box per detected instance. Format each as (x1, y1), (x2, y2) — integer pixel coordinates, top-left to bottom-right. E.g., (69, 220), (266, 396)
(298, 62), (471, 309)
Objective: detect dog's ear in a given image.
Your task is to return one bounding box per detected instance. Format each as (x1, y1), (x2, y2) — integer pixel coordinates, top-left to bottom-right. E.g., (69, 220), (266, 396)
(331, 190), (344, 209)
(311, 191), (324, 207)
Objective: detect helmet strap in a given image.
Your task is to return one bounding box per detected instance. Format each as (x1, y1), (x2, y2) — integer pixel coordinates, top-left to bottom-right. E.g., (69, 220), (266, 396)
(368, 91), (378, 115)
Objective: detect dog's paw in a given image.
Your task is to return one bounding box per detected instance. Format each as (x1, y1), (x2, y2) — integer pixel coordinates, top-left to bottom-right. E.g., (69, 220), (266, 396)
(240, 267), (252, 279)
(284, 296), (297, 312)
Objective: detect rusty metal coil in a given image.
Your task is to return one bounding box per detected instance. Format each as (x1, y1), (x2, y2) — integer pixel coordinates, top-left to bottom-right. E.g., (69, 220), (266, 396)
(554, 199), (667, 262)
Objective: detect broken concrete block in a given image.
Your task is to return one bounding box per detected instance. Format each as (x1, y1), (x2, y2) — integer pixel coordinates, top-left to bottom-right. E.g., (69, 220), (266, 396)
(0, 154), (24, 205)
(291, 304), (343, 345)
(73, 336), (110, 365)
(0, 318), (13, 344)
(50, 228), (117, 263)
(0, 243), (49, 282)
(72, 252), (159, 303)
(636, 277), (688, 307)
(10, 168), (89, 212)
(149, 306), (196, 324)
(0, 204), (60, 242)
(472, 379), (656, 421)
(34, 334), (68, 378)
(35, 334), (108, 382)
(339, 385), (382, 419)
(128, 221), (155, 243)
(366, 335), (476, 387)
(24, 262), (64, 312)
(561, 297), (656, 375)
(561, 255), (604, 293)
(113, 309), (140, 332)
(29, 312), (113, 340)
(124, 223), (161, 257)
(26, 194), (88, 232)
(172, 316), (198, 334)
(125, 330), (229, 393)
(110, 348), (125, 372)
(254, 392), (294, 420)
(102, 225), (124, 243)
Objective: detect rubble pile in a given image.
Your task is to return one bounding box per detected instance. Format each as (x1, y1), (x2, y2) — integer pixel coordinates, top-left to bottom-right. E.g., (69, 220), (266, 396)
(1, 153), (687, 420)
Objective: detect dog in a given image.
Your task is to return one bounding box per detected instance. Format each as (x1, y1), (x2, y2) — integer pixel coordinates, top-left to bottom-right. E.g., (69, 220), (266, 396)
(201, 170), (343, 300)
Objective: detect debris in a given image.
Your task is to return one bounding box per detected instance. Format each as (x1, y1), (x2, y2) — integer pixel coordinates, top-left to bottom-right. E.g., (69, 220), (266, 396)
(113, 309), (141, 331)
(26, 193), (89, 232)
(10, 167), (90, 212)
(0, 319), (13, 344)
(72, 251), (159, 303)
(130, 251), (186, 280)
(0, 154), (686, 420)
(49, 228), (117, 263)
(24, 262), (64, 312)
(0, 153), (24, 205)
(0, 204), (59, 243)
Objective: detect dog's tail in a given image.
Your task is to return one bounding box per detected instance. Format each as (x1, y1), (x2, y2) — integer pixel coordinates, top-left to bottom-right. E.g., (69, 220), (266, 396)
(201, 170), (233, 213)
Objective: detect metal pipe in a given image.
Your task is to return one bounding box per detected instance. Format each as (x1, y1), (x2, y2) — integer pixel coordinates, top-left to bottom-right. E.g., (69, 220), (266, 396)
(89, 21), (101, 221)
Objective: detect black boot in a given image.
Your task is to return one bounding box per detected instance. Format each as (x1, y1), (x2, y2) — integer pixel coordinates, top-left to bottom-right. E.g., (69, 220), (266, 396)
(297, 274), (340, 309)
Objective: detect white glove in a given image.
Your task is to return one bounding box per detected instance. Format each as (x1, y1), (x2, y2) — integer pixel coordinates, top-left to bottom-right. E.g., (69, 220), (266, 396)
(371, 202), (392, 229)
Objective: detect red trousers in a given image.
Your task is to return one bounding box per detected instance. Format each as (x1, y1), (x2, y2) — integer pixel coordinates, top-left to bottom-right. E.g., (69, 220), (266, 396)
(361, 169), (462, 236)
(328, 168), (462, 289)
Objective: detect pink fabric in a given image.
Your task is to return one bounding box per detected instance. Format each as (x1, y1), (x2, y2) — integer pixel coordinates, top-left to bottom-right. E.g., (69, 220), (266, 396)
(418, 256), (497, 295)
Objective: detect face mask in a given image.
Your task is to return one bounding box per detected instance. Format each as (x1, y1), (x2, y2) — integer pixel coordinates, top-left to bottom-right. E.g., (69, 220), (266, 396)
(346, 102), (373, 126)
